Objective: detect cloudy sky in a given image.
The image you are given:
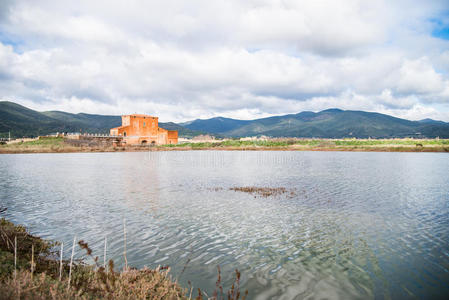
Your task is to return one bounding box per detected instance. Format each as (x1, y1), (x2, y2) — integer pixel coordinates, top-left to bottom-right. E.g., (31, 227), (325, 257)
(1, 0), (449, 122)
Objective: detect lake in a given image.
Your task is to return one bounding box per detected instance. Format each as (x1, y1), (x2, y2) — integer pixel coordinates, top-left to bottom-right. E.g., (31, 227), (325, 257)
(1, 151), (448, 299)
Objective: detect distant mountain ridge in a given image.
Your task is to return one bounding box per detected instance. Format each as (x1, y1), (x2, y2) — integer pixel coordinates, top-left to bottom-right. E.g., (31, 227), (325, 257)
(182, 108), (449, 138)
(180, 117), (250, 133)
(418, 118), (447, 125)
(1, 100), (449, 138)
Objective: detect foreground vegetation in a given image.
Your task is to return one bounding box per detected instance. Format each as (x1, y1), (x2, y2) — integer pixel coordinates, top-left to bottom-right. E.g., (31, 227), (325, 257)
(0, 217), (246, 299)
(1, 137), (448, 153)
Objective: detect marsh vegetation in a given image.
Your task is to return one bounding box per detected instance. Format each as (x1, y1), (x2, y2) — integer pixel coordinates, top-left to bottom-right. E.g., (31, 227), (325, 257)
(0, 218), (247, 300)
(229, 187), (295, 198)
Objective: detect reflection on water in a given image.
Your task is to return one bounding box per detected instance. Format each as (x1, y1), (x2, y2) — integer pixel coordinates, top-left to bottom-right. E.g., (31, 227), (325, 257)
(1, 151), (449, 299)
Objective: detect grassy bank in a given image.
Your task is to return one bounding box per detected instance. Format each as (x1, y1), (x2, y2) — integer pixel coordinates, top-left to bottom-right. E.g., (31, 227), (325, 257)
(0, 137), (77, 154)
(0, 217), (246, 299)
(0, 137), (121, 154)
(1, 137), (448, 153)
(162, 138), (449, 152)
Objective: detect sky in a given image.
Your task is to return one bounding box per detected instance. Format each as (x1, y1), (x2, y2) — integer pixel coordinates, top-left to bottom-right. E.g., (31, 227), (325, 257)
(0, 0), (449, 122)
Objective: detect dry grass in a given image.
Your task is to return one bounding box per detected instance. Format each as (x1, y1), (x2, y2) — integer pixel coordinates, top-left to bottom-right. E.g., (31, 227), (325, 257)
(0, 218), (248, 300)
(1, 267), (184, 300)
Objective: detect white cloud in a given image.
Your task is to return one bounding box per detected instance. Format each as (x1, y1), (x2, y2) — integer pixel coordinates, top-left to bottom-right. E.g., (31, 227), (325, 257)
(396, 58), (446, 95)
(0, 0), (449, 122)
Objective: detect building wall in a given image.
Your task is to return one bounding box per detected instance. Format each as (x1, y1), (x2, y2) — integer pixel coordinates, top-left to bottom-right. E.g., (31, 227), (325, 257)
(110, 114), (178, 145)
(167, 130), (178, 144)
(157, 128), (168, 145)
(119, 115), (158, 137)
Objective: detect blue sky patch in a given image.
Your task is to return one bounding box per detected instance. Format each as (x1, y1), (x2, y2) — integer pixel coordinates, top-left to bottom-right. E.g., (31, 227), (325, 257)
(430, 12), (449, 40)
(0, 32), (24, 53)
(432, 27), (449, 40)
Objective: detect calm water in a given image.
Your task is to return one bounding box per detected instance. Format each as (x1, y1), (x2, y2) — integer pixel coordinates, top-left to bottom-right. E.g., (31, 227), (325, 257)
(1, 151), (448, 299)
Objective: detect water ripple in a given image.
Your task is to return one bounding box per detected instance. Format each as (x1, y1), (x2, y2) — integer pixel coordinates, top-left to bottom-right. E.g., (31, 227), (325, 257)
(1, 151), (449, 299)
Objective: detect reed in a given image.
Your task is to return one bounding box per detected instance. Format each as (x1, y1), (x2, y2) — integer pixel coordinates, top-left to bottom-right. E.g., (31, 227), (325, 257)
(14, 236), (17, 281)
(188, 281), (193, 300)
(103, 236), (107, 272)
(1, 217), (248, 299)
(123, 218), (128, 270)
(68, 235), (76, 289)
(59, 242), (63, 281)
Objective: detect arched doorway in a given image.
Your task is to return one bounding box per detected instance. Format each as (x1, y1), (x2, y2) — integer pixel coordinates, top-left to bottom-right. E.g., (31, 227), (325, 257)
(141, 140), (148, 145)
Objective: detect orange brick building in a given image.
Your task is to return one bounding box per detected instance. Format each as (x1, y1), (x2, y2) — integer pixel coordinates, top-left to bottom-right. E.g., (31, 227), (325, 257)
(110, 114), (178, 145)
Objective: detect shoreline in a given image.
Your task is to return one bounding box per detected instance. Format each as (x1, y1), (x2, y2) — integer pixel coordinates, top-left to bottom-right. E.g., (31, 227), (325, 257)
(1, 145), (448, 154)
(1, 137), (448, 154)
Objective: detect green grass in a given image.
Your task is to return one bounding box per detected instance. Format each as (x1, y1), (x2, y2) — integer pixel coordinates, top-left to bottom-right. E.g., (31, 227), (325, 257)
(333, 139), (449, 146)
(220, 140), (292, 147)
(163, 139), (306, 148)
(162, 138), (449, 149)
(1, 137), (64, 148)
(0, 137), (72, 153)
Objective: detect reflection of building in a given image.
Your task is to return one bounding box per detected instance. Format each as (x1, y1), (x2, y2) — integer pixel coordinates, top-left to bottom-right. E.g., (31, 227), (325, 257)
(110, 114), (178, 145)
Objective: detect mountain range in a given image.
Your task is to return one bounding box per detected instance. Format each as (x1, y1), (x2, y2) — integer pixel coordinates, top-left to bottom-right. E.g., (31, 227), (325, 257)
(0, 101), (201, 138)
(1, 101), (449, 138)
(181, 109), (449, 138)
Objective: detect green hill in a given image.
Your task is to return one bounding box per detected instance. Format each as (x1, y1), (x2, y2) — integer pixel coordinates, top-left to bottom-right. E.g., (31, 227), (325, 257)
(0, 101), (202, 138)
(0, 101), (68, 138)
(42, 111), (121, 131)
(157, 122), (206, 138)
(180, 117), (250, 133)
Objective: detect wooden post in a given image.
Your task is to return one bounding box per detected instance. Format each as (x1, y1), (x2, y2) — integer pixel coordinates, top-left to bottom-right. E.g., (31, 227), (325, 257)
(31, 244), (34, 279)
(59, 242), (64, 281)
(123, 218), (128, 270)
(104, 236), (107, 273)
(68, 236), (76, 289)
(14, 236), (17, 280)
